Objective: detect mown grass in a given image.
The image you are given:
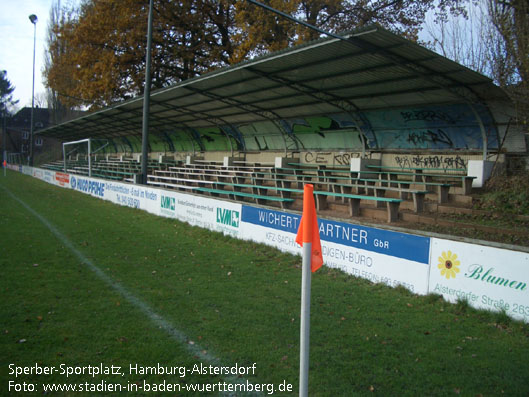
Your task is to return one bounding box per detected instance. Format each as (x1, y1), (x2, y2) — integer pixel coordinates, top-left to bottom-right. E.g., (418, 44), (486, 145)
(1, 170), (529, 396)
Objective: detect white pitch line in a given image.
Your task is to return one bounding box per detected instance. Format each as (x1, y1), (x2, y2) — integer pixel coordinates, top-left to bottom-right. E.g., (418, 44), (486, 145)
(2, 184), (263, 396)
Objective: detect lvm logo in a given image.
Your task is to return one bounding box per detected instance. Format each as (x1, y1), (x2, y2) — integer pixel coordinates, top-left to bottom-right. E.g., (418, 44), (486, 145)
(160, 195), (175, 213)
(216, 208), (240, 228)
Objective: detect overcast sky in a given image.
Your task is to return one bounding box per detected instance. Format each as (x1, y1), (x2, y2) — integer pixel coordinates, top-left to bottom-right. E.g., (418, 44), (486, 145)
(0, 0), (80, 109)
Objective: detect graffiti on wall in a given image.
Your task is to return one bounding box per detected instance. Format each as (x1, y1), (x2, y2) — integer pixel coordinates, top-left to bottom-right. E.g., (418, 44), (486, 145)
(394, 154), (467, 171)
(302, 151), (374, 165)
(403, 129), (454, 147)
(400, 110), (456, 124)
(369, 104), (498, 150)
(107, 103), (498, 154)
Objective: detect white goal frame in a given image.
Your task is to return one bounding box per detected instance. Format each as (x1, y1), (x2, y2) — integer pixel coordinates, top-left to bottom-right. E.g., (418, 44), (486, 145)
(63, 138), (109, 177)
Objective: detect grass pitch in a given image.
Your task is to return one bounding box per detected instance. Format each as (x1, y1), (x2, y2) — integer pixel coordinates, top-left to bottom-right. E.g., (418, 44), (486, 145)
(1, 170), (529, 396)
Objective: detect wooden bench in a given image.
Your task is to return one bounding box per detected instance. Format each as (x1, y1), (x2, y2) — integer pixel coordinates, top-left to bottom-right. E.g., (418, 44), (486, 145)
(271, 168), (448, 205)
(416, 173), (475, 195)
(194, 187), (295, 207)
(166, 167), (219, 180)
(366, 164), (466, 174)
(168, 166), (254, 183)
(312, 191), (402, 223)
(355, 177), (452, 204)
(147, 174), (217, 189)
(215, 181), (402, 222)
(286, 170), (452, 204)
(365, 166), (475, 195)
(333, 182), (427, 213)
(284, 165), (468, 197)
(146, 180), (199, 191)
(213, 182), (302, 207)
(278, 175), (427, 213)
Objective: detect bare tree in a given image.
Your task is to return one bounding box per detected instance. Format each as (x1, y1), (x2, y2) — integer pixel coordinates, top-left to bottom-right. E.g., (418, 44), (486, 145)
(423, 0), (528, 142)
(422, 1), (499, 77)
(487, 0), (528, 128)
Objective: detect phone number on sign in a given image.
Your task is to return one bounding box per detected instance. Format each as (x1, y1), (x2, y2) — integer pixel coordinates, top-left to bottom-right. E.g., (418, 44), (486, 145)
(116, 194), (139, 208)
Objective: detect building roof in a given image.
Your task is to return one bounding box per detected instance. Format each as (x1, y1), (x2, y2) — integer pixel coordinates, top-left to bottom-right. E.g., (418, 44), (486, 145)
(11, 107), (51, 130)
(37, 24), (509, 142)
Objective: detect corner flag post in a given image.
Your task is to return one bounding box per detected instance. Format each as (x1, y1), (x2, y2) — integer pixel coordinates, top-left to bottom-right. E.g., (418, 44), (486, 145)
(296, 184), (323, 397)
(3, 156), (6, 177)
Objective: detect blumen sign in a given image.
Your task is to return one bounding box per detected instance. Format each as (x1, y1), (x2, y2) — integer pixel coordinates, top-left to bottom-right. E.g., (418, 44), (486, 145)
(429, 238), (529, 322)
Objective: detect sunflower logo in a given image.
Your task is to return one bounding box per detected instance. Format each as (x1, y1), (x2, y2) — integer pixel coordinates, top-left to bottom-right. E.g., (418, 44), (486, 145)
(438, 251), (460, 279)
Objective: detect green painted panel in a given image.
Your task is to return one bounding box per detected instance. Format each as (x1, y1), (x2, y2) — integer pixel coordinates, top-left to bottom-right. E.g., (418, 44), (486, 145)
(291, 117), (363, 150)
(239, 122), (286, 151)
(198, 127), (232, 151)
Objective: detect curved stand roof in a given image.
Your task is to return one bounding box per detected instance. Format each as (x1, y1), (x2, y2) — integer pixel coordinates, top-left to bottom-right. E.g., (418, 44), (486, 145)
(38, 24), (509, 149)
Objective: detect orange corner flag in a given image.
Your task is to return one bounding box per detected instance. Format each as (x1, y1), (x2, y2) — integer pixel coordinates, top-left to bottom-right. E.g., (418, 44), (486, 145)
(296, 184), (323, 272)
(2, 160), (6, 168)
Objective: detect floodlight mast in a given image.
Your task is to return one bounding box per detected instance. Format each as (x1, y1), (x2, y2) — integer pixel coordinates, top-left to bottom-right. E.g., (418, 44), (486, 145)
(140, 0), (154, 184)
(29, 14), (38, 166)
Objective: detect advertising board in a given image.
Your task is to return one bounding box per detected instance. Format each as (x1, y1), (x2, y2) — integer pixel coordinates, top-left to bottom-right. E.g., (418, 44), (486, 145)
(241, 206), (431, 294)
(430, 238), (529, 322)
(16, 166), (529, 321)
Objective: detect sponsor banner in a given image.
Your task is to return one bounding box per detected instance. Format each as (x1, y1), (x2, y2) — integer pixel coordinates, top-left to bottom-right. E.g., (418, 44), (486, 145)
(26, 167), (58, 186)
(158, 190), (241, 237)
(430, 238), (529, 322)
(54, 172), (70, 187)
(241, 206), (431, 294)
(7, 164), (21, 171)
(32, 169), (43, 180)
(242, 206), (430, 263)
(103, 180), (160, 216)
(24, 167), (241, 237)
(43, 170), (54, 184)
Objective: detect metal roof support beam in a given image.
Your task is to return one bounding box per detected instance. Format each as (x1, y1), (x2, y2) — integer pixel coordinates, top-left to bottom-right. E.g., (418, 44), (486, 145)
(248, 0), (486, 106)
(245, 66), (376, 156)
(221, 125), (246, 153)
(149, 98), (244, 152)
(469, 104), (489, 160)
(181, 86), (297, 153)
(187, 127), (205, 153)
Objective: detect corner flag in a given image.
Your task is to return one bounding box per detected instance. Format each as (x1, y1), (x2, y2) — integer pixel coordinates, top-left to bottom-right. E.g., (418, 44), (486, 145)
(296, 184), (323, 397)
(296, 184), (323, 272)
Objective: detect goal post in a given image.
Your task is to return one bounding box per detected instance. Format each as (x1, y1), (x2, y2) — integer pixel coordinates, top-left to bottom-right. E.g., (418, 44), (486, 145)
(62, 138), (109, 177)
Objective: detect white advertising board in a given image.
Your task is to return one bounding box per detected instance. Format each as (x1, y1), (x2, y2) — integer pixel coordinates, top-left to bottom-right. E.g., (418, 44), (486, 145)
(156, 189), (242, 237)
(240, 205), (431, 294)
(429, 238), (529, 322)
(69, 174), (243, 237)
(28, 168), (243, 237)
